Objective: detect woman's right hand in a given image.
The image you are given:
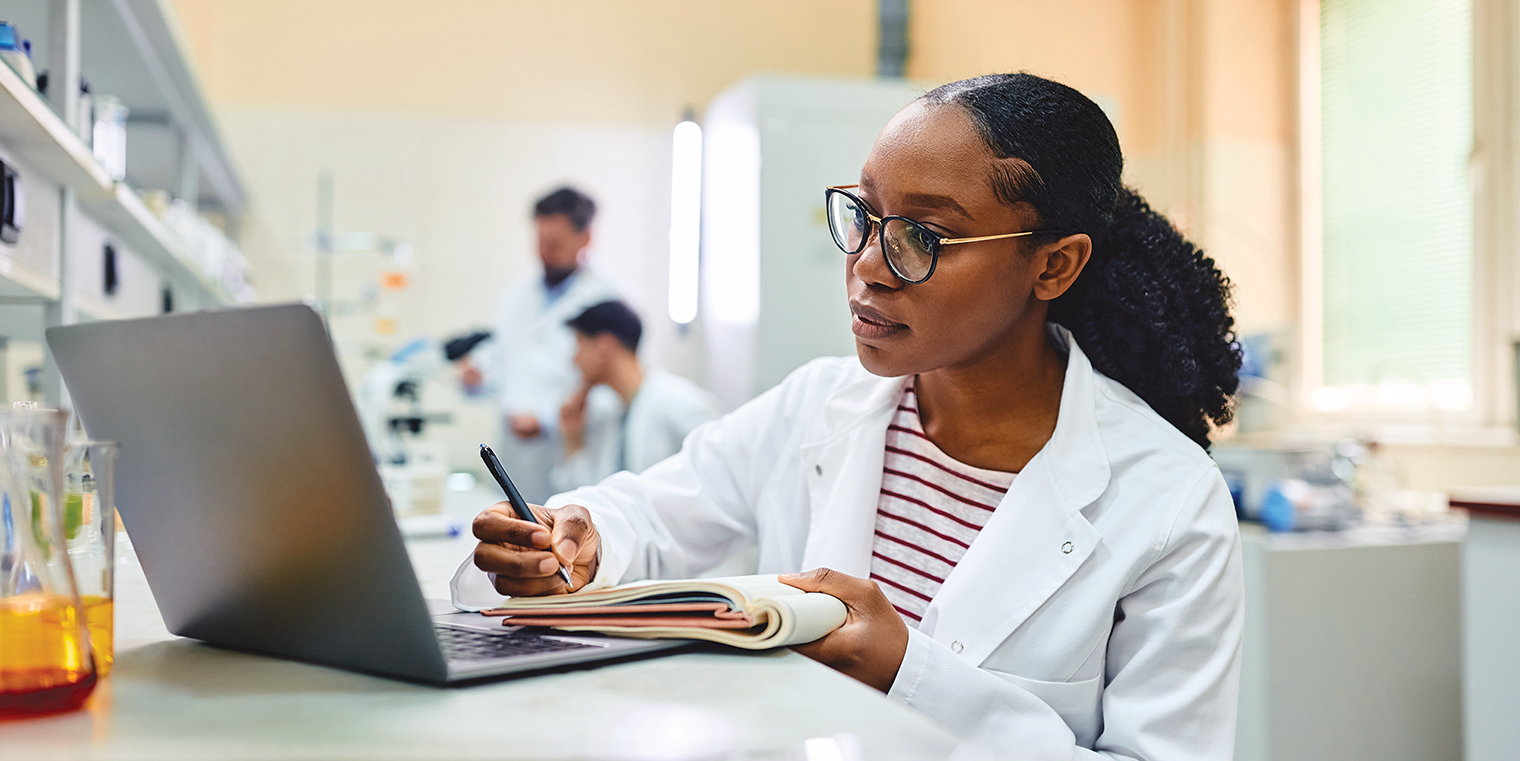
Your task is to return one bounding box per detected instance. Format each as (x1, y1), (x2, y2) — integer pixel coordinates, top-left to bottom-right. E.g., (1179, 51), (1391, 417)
(471, 503), (600, 596)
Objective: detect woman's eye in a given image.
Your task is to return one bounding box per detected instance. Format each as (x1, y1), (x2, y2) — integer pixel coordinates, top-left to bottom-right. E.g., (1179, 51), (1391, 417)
(912, 226), (937, 252)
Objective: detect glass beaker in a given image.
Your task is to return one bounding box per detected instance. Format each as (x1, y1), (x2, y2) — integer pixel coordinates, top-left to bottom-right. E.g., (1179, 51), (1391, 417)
(0, 407), (97, 716)
(63, 441), (117, 676)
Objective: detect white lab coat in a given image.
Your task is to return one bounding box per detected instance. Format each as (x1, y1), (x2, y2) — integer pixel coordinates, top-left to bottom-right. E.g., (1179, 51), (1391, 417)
(454, 325), (1243, 758)
(548, 370), (722, 495)
(478, 268), (620, 503)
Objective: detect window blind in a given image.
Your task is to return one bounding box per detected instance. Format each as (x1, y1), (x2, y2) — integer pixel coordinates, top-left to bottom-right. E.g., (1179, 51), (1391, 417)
(1320, 0), (1472, 391)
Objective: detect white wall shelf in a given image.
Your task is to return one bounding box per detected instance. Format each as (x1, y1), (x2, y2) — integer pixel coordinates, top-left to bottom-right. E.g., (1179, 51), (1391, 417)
(0, 7), (234, 310)
(0, 0), (249, 407)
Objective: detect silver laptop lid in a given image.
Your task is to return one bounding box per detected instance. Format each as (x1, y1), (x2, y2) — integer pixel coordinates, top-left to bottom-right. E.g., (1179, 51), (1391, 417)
(47, 303), (449, 682)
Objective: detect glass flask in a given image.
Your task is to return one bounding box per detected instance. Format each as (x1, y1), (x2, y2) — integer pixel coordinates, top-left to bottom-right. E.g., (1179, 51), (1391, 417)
(0, 406), (97, 716)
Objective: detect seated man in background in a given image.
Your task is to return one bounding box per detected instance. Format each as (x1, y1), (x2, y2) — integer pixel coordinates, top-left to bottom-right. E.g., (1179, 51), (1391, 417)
(551, 300), (721, 493)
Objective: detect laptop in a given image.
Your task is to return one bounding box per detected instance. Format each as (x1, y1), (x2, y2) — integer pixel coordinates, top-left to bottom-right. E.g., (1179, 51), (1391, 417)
(46, 302), (684, 684)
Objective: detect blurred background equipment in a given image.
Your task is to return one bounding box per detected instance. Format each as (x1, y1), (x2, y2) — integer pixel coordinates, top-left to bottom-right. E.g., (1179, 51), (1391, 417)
(356, 335), (466, 516)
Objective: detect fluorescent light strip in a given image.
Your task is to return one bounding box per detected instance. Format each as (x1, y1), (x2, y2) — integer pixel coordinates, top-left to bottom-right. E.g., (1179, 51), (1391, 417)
(668, 119), (702, 324)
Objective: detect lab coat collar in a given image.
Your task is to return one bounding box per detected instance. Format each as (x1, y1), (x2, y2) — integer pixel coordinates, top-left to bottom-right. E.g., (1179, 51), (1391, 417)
(799, 363), (902, 577)
(800, 324), (1111, 667)
(1035, 323), (1113, 512)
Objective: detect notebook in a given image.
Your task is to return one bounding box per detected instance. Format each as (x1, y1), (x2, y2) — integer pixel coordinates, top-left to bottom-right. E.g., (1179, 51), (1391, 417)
(481, 574), (848, 649)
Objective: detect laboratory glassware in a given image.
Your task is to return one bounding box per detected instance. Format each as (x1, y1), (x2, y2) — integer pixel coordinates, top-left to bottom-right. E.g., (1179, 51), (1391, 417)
(0, 406), (98, 716)
(63, 440), (118, 675)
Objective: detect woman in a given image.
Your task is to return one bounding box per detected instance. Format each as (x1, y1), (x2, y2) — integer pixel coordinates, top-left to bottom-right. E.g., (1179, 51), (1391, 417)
(457, 73), (1243, 759)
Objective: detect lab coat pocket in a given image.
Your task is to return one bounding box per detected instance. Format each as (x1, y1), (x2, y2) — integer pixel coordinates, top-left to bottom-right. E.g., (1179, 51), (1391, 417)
(986, 670), (1104, 747)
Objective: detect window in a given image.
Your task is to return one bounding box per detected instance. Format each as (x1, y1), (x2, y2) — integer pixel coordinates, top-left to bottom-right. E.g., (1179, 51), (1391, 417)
(1312, 0), (1473, 413)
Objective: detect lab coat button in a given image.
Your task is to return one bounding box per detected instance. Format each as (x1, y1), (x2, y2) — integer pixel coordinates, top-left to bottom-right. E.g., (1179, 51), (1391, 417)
(815, 464), (823, 476)
(1061, 542), (1074, 554)
(951, 640), (964, 654)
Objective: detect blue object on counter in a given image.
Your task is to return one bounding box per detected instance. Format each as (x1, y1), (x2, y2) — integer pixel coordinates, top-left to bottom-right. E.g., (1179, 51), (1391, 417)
(1221, 470), (1245, 519)
(1260, 485), (1297, 532)
(0, 23), (18, 50)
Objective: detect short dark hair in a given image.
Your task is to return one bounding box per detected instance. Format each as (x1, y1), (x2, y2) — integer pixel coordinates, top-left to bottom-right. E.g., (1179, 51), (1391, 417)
(533, 187), (597, 232)
(567, 300), (642, 353)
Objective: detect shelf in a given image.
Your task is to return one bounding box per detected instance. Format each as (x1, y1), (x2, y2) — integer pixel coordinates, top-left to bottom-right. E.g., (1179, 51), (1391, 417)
(0, 255), (58, 302)
(0, 6), (243, 320)
(80, 184), (233, 305)
(0, 46), (233, 309)
(0, 49), (113, 200)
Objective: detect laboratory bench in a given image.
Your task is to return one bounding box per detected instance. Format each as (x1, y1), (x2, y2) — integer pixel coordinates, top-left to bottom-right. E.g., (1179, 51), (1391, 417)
(1233, 520), (1465, 761)
(0, 499), (966, 760)
(1449, 486), (1520, 761)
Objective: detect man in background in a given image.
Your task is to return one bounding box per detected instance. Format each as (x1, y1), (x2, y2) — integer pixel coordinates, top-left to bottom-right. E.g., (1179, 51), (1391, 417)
(551, 300), (721, 494)
(462, 187), (620, 503)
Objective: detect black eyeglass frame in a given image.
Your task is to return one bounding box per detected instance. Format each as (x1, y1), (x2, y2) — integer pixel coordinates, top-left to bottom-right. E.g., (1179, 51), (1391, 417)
(824, 185), (1067, 284)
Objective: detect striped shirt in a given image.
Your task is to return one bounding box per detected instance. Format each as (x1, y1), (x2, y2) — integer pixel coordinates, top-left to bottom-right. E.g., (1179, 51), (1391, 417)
(869, 382), (1016, 626)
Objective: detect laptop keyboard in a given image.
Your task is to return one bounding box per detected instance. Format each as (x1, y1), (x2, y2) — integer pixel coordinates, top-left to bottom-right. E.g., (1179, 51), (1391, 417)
(435, 625), (601, 661)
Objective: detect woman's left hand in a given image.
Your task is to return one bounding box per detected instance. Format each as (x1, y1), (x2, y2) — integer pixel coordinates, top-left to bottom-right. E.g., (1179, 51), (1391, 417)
(779, 568), (909, 693)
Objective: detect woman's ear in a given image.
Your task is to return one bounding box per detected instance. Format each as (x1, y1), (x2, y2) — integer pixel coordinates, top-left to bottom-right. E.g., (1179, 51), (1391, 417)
(1032, 233), (1092, 302)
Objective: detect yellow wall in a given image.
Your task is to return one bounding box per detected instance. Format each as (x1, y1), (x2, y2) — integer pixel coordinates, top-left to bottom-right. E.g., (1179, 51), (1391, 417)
(907, 0), (1300, 338)
(171, 0), (875, 124)
(910, 1), (1147, 145)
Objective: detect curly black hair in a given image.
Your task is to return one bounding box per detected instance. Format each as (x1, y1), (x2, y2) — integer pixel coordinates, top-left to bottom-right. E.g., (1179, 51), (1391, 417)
(922, 73), (1241, 449)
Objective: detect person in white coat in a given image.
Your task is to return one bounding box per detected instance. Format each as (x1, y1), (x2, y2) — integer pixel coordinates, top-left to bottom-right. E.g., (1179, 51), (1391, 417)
(460, 187), (620, 503)
(549, 300), (721, 494)
(458, 74), (1244, 758)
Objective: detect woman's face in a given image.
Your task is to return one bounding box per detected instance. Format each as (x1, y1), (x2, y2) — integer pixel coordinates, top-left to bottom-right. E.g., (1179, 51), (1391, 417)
(847, 101), (1062, 378)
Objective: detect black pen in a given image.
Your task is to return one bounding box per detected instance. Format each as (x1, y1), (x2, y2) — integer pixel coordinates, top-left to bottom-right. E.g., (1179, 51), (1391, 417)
(479, 444), (574, 586)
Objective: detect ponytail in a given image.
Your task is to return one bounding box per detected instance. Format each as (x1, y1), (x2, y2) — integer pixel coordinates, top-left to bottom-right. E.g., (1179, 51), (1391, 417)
(1048, 189), (1240, 449)
(922, 73), (1241, 449)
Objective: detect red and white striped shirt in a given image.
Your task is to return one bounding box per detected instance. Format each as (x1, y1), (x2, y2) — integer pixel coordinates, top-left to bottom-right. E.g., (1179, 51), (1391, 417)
(869, 382), (1016, 627)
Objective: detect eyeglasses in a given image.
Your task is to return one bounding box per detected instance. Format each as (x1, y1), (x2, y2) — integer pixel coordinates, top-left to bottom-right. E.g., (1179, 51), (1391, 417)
(824, 185), (1065, 284)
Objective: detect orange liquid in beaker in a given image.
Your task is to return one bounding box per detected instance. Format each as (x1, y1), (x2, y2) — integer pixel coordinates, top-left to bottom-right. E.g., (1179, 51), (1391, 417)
(0, 594), (97, 717)
(80, 595), (113, 676)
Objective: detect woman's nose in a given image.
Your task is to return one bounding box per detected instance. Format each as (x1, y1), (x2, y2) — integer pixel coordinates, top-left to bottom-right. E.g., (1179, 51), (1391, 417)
(849, 231), (902, 288)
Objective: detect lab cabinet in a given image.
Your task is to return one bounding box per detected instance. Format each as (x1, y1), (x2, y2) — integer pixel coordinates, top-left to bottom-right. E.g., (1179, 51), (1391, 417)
(1450, 488), (1520, 761)
(1234, 523), (1463, 761)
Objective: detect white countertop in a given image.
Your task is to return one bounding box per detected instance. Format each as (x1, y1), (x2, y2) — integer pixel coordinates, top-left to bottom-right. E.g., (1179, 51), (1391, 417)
(0, 489), (966, 760)
(1238, 517), (1467, 551)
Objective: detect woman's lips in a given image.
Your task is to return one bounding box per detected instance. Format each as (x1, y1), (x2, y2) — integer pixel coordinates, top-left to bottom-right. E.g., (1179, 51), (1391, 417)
(850, 303), (906, 340)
